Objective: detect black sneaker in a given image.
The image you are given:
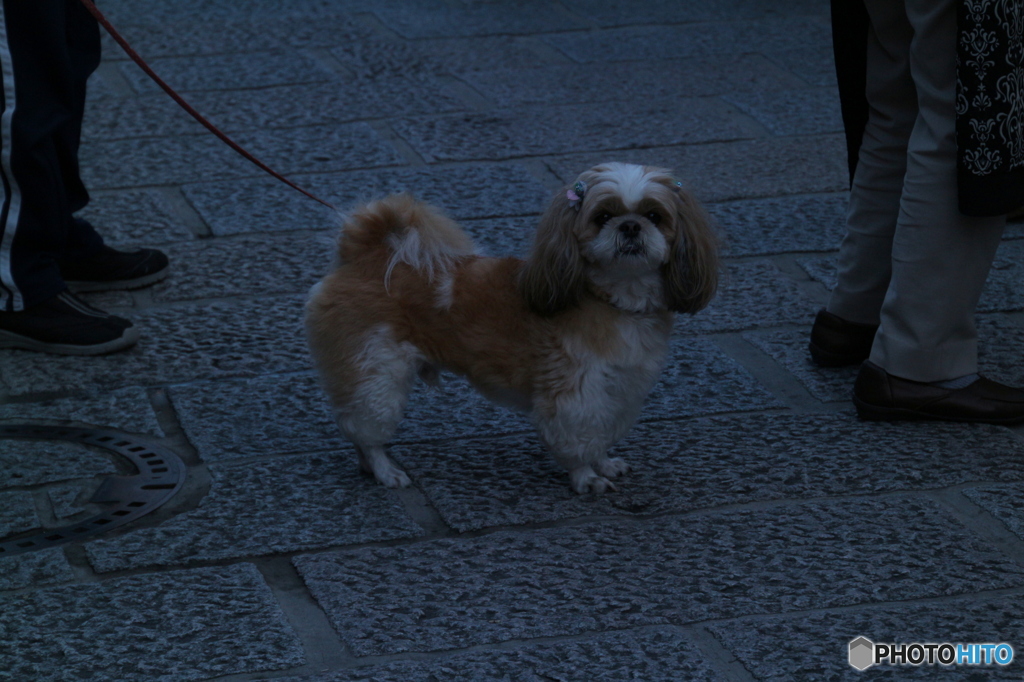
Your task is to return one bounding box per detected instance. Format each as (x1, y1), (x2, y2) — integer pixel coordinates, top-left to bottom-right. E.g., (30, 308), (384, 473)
(61, 245), (169, 293)
(0, 291), (140, 355)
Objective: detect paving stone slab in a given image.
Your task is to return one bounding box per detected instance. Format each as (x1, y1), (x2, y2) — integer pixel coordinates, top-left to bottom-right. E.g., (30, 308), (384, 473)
(150, 232), (334, 303)
(795, 254), (837, 291)
(76, 189), (197, 246)
(230, 121), (409, 176)
(81, 122), (404, 188)
(744, 328), (856, 403)
(979, 242), (1024, 312)
(99, 0), (375, 26)
(80, 132), (265, 188)
(962, 483), (1024, 541)
(85, 78), (465, 140)
(0, 295), (310, 396)
(974, 316), (1024, 386)
(83, 92), (199, 140)
(546, 134), (849, 203)
(0, 441), (118, 489)
(398, 375), (534, 443)
(707, 594), (1024, 680)
(391, 98), (757, 163)
(0, 386), (161, 435)
(723, 87), (844, 136)
(294, 496), (1024, 656)
(120, 50), (336, 94)
(763, 45), (839, 88)
(85, 452), (423, 572)
(640, 337), (782, 417)
(0, 563), (305, 681)
(544, 18), (831, 63)
(237, 123), (405, 176)
(84, 69), (125, 100)
(373, 0), (586, 39)
(47, 482), (93, 520)
(396, 412), (1024, 532)
(676, 261), (818, 334)
(798, 240), (1024, 313)
(329, 35), (554, 79)
(96, 13), (373, 59)
(460, 55), (806, 108)
(183, 163), (551, 237)
(1005, 219), (1024, 238)
(183, 176), (335, 238)
(746, 316), (1024, 403)
(77, 290), (136, 312)
(190, 78), (465, 132)
(708, 192), (847, 257)
(168, 373), (343, 462)
(567, 0), (829, 27)
(462, 214), (538, 257)
(0, 491), (39, 538)
(277, 627), (724, 681)
(0, 548), (75, 592)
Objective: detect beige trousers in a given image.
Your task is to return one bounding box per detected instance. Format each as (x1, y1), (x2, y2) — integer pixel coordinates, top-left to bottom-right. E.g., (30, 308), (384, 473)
(826, 0), (1006, 382)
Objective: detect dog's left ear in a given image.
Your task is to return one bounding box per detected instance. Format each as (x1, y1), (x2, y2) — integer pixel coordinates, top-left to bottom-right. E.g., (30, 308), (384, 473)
(518, 188), (587, 316)
(662, 184), (719, 314)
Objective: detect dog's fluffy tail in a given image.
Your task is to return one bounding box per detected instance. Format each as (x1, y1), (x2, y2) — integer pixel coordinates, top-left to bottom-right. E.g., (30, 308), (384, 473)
(338, 194), (475, 288)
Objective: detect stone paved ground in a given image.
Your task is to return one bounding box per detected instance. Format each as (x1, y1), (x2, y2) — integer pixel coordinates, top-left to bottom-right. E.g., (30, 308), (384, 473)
(2, 0), (1024, 679)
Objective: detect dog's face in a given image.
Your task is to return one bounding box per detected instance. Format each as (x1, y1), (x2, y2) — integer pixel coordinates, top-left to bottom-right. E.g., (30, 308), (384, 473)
(520, 162), (719, 316)
(574, 164), (678, 273)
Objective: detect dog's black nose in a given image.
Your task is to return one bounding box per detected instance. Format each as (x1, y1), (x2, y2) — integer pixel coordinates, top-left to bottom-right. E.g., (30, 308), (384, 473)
(618, 221), (641, 237)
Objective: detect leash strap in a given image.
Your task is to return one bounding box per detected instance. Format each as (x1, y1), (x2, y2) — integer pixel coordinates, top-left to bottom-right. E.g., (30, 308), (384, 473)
(79, 0), (338, 210)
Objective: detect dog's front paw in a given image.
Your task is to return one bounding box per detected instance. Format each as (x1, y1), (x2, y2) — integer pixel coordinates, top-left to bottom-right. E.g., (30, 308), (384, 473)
(569, 466), (618, 494)
(359, 449), (412, 488)
(376, 464), (411, 488)
(595, 457), (630, 479)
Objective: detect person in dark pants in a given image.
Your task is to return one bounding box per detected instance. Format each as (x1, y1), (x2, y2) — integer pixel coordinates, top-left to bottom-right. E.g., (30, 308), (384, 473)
(810, 0), (1024, 425)
(0, 0), (168, 355)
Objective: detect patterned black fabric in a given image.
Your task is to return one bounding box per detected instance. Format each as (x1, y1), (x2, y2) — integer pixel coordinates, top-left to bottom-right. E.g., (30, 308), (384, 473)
(957, 0), (1024, 215)
(832, 1), (1024, 216)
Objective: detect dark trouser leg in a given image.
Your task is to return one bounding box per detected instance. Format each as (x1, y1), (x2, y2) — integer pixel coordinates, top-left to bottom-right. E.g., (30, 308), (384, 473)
(0, 0), (101, 312)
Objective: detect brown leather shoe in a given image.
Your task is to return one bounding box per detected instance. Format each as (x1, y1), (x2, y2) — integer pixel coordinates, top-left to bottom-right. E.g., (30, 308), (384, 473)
(809, 309), (878, 367)
(853, 360), (1024, 424)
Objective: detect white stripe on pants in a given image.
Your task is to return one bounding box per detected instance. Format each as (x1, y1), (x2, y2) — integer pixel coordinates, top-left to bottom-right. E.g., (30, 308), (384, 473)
(0, 1), (23, 311)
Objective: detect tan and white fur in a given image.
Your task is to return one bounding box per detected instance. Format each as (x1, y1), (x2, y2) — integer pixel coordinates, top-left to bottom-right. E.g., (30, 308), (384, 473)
(305, 162), (719, 494)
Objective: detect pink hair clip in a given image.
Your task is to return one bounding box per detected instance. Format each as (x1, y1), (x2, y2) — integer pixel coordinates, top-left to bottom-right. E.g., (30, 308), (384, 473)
(567, 180), (586, 211)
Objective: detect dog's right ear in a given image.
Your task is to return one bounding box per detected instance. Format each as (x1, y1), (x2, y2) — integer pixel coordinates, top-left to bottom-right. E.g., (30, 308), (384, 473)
(519, 189), (587, 316)
(662, 184), (720, 315)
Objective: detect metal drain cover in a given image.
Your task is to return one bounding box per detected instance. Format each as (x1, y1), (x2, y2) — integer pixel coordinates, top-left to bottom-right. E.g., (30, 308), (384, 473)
(0, 424), (185, 556)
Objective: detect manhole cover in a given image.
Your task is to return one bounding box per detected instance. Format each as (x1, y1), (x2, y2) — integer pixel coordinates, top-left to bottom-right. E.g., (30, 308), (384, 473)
(0, 424), (185, 556)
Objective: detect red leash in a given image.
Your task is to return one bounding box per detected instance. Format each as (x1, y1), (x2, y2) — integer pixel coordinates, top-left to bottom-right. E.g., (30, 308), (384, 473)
(78, 0), (338, 211)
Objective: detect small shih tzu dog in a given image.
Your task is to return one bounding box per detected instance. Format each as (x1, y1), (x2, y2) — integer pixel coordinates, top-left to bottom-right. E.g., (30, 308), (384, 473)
(305, 162), (719, 494)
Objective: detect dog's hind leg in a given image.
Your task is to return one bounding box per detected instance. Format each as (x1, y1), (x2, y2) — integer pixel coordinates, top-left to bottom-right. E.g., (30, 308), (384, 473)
(327, 325), (422, 488)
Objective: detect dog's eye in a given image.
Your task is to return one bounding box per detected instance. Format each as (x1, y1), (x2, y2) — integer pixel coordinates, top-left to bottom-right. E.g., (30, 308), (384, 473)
(645, 211), (663, 225)
(595, 211), (613, 226)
